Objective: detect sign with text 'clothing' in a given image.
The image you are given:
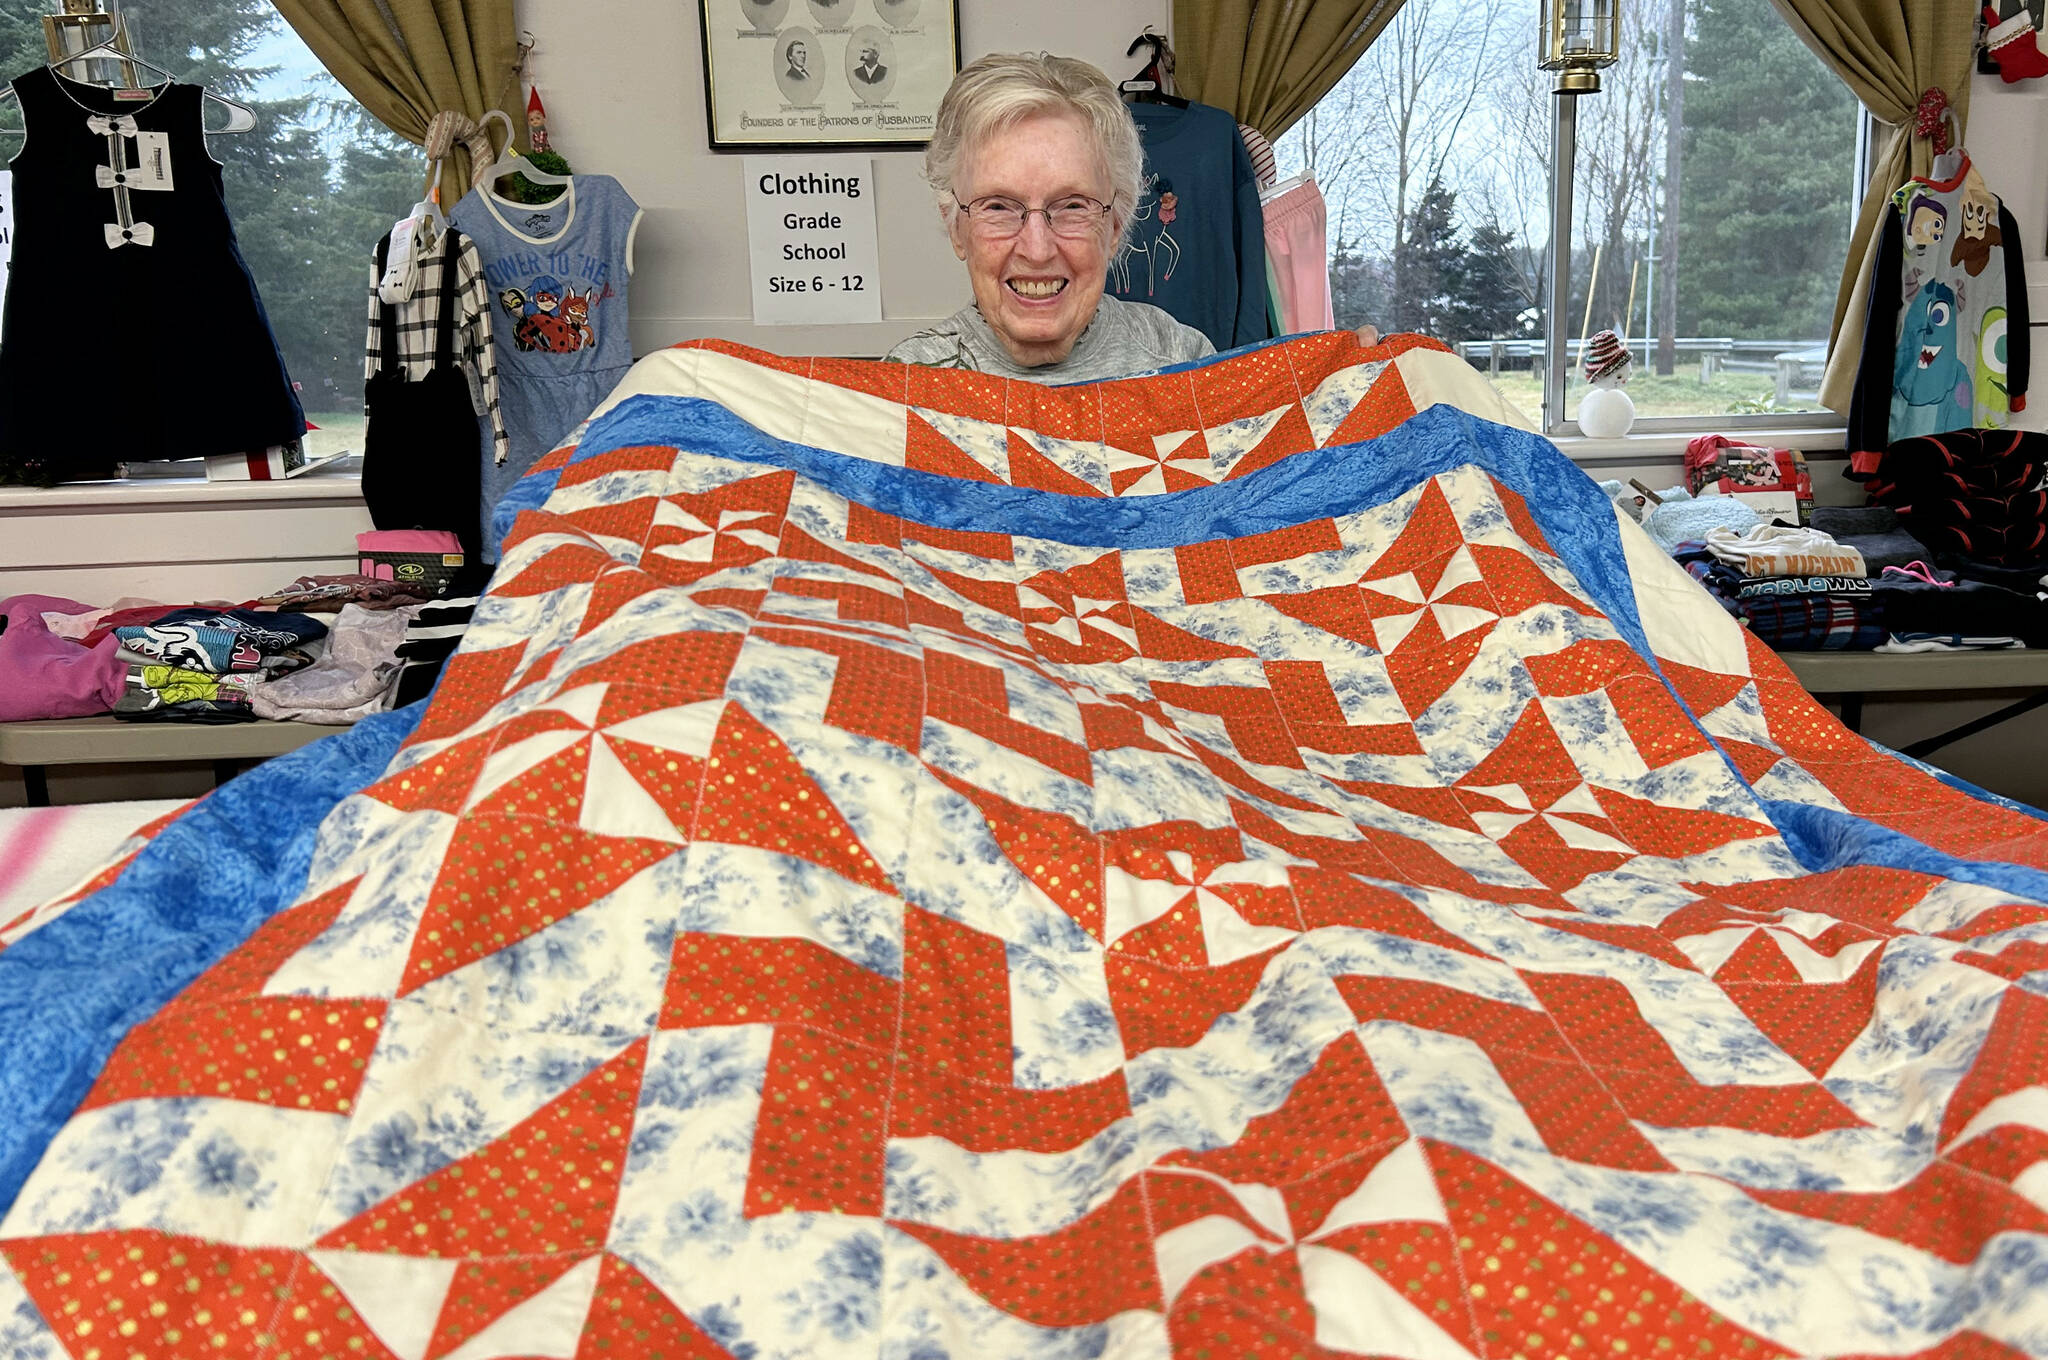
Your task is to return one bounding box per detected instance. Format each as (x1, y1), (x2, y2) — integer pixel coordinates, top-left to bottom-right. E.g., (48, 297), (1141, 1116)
(744, 156), (882, 325)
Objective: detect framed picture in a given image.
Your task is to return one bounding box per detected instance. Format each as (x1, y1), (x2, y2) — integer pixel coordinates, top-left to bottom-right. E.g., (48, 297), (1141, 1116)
(699, 0), (961, 152)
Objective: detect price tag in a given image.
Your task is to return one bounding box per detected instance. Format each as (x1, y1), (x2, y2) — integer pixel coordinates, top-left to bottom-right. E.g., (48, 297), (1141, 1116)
(132, 130), (174, 191)
(744, 155), (883, 326)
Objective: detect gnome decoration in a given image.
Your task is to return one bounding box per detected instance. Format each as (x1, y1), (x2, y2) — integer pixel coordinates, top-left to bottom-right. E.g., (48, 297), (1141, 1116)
(527, 86), (551, 154)
(1579, 329), (1637, 438)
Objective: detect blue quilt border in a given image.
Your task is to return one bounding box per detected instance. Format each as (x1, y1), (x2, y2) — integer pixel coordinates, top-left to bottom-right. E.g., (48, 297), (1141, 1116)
(0, 704), (422, 1215)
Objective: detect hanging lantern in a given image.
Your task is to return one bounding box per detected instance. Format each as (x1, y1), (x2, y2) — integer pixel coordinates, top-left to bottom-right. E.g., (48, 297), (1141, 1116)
(1539, 0), (1621, 94)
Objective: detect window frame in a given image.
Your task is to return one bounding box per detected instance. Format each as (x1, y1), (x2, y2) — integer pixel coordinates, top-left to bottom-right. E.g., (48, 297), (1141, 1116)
(1535, 79), (1874, 444)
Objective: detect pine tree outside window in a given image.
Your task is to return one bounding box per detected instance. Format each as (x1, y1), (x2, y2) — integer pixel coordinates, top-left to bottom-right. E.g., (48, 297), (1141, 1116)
(1276, 0), (1864, 441)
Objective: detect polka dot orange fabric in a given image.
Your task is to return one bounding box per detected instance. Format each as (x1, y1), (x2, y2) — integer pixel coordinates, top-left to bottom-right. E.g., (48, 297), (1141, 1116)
(6, 335), (2047, 1359)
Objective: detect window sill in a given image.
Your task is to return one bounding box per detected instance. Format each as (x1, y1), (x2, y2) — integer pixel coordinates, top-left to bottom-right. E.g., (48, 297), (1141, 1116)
(0, 466), (365, 511)
(1550, 424), (1849, 465)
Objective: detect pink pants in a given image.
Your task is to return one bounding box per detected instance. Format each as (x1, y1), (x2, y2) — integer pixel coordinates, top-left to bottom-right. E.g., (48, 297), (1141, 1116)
(1261, 178), (1335, 334)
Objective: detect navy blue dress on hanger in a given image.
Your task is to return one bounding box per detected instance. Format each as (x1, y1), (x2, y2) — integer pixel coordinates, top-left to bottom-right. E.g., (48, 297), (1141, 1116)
(0, 66), (303, 475)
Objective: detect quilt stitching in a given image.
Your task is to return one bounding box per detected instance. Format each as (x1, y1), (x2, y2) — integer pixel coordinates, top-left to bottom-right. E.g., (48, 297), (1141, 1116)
(2, 336), (2046, 1359)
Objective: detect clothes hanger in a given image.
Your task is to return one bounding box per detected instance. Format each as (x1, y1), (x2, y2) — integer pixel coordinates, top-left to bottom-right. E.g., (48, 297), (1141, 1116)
(1262, 170), (1312, 203)
(379, 160), (450, 304)
(0, 19), (257, 134)
(1259, 108), (1317, 202)
(1930, 106), (1965, 181)
(1120, 30), (1188, 108)
(475, 107), (569, 199)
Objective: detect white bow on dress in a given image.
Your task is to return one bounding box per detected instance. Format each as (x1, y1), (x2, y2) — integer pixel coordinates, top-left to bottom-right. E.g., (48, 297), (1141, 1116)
(86, 114), (139, 138)
(104, 222), (154, 248)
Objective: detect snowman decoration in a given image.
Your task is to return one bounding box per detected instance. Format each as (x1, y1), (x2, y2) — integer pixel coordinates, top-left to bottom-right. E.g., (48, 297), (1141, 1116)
(1578, 329), (1636, 439)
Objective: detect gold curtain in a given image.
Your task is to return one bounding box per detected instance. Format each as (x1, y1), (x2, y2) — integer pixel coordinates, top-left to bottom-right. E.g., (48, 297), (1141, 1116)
(268, 0), (521, 187)
(1174, 0), (1408, 138)
(1768, 0), (1979, 413)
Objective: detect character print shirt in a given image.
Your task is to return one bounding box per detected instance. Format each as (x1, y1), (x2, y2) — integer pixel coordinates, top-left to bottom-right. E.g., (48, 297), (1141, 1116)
(1849, 158), (2031, 451)
(1105, 99), (1272, 352)
(449, 175), (638, 382)
(363, 226), (509, 464)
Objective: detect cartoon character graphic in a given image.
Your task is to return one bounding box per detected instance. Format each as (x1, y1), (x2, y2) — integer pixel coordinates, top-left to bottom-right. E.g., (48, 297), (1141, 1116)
(1890, 279), (1972, 439)
(1977, 305), (2010, 419)
(1904, 192), (1947, 258)
(562, 292), (594, 349)
(497, 286), (528, 321)
(1950, 171), (2003, 277)
(513, 284), (600, 353)
(1109, 173), (1182, 297)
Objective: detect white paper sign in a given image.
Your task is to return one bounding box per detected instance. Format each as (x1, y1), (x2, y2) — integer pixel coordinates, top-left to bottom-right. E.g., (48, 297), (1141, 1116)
(744, 155), (882, 326)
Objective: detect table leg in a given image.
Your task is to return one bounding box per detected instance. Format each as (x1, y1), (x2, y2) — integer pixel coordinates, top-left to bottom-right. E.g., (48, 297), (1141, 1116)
(22, 764), (49, 808)
(1901, 688), (2048, 760)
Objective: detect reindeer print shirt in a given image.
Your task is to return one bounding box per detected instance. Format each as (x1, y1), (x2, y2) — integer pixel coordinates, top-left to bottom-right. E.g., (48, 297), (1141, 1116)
(1104, 100), (1272, 353)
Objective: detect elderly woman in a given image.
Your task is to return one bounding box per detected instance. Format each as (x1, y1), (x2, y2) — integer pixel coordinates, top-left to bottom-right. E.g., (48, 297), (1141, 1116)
(889, 54), (1380, 382)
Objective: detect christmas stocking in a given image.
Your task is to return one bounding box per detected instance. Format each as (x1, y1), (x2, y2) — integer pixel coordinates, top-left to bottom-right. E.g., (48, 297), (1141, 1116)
(1985, 5), (2048, 83)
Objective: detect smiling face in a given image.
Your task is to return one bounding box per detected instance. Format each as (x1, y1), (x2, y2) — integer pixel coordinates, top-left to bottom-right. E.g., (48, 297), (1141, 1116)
(946, 110), (1118, 369)
(1894, 280), (1964, 406)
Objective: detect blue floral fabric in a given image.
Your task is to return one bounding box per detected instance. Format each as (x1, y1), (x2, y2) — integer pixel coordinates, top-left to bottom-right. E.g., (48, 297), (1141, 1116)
(4, 336), (2047, 1358)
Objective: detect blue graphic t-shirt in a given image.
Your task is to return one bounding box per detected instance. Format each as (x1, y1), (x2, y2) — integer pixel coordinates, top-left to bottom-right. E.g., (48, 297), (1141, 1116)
(1109, 101), (1271, 353)
(451, 174), (641, 562)
(451, 175), (637, 381)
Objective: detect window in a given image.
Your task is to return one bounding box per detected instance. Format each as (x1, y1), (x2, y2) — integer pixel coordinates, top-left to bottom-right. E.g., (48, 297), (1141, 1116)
(1276, 0), (1863, 437)
(0, 0), (420, 460)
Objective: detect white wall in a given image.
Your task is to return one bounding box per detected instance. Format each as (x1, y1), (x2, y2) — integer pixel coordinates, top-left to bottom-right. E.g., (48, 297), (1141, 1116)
(514, 0), (1172, 358)
(1966, 71), (2048, 434)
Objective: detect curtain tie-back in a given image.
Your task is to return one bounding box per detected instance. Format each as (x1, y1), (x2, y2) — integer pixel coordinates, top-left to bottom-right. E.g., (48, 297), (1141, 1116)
(423, 110), (499, 192)
(1912, 87), (1952, 154)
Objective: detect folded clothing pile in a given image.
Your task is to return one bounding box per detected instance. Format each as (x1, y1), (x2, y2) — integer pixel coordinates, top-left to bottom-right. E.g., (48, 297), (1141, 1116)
(92, 608), (328, 677)
(251, 604), (419, 725)
(4, 569), (443, 725)
(1808, 506), (1931, 573)
(115, 665), (261, 723)
(255, 574), (432, 614)
(1870, 572), (2048, 650)
(1853, 428), (2048, 563)
(1703, 524), (1866, 578)
(1672, 516), (2048, 651)
(1599, 479), (1763, 553)
(1673, 533), (1887, 651)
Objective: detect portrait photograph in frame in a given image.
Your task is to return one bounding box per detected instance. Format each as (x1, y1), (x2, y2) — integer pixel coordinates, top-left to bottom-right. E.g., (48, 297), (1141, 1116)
(700, 0), (961, 151)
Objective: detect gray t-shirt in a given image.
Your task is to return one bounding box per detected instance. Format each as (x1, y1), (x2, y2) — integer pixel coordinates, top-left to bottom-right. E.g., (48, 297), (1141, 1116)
(885, 296), (1215, 383)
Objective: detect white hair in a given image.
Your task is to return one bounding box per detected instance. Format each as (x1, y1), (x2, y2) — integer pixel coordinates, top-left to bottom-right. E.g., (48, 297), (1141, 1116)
(923, 52), (1145, 250)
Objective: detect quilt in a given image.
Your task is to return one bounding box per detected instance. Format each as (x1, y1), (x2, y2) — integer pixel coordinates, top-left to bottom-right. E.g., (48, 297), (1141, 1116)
(4, 333), (2048, 1360)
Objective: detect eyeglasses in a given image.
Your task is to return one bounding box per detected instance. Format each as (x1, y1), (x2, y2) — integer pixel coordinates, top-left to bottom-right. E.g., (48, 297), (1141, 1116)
(956, 195), (1114, 239)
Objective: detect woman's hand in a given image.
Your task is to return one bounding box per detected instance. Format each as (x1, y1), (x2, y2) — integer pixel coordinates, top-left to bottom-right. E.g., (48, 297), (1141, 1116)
(1355, 324), (1381, 346)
